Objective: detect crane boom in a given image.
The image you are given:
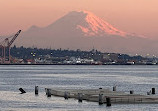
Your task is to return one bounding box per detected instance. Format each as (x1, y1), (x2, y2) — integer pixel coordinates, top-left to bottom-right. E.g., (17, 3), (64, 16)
(0, 30), (21, 64)
(8, 30), (21, 47)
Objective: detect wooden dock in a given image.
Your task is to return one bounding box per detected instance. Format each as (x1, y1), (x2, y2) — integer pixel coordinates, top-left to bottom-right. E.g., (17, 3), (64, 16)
(45, 88), (158, 104)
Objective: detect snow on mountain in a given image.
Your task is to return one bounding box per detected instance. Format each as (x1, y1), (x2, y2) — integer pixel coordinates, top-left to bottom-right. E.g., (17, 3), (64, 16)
(76, 11), (127, 37)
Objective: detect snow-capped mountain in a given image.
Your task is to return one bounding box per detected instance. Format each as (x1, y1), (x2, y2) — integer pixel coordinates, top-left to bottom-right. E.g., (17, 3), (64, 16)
(15, 11), (157, 55)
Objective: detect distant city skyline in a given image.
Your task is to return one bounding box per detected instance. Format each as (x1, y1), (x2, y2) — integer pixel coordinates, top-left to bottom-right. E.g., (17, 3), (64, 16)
(0, 0), (158, 39)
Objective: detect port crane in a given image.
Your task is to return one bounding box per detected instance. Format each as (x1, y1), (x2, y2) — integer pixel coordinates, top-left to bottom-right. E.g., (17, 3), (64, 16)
(0, 30), (21, 64)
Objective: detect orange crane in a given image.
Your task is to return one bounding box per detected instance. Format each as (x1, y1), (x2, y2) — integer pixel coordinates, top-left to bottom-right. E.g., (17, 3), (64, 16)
(0, 30), (21, 64)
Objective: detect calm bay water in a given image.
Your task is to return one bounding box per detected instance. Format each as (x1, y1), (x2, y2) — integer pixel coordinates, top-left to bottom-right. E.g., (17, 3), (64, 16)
(0, 65), (158, 111)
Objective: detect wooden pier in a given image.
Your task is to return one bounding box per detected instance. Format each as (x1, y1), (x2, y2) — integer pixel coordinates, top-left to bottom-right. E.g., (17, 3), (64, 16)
(45, 88), (158, 104)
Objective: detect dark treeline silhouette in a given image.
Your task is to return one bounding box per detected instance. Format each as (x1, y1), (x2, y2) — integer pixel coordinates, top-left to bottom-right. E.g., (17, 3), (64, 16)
(11, 45), (101, 59)
(10, 45), (146, 62)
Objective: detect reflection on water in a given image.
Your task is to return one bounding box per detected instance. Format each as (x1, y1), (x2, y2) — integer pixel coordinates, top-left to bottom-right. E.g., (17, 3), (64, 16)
(0, 65), (158, 111)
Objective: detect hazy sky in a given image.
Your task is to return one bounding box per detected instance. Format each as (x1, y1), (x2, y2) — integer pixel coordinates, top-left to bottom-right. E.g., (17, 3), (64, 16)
(0, 0), (158, 38)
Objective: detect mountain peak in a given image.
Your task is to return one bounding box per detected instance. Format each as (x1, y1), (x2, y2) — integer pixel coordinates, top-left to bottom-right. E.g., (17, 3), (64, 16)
(69, 10), (94, 15)
(66, 11), (128, 37)
(68, 10), (96, 16)
(27, 25), (40, 32)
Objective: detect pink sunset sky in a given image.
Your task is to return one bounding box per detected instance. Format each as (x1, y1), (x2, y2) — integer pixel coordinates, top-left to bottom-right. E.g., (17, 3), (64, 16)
(0, 0), (158, 39)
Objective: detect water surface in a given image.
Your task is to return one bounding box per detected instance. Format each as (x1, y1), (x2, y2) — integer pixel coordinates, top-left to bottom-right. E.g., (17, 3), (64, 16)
(0, 65), (158, 111)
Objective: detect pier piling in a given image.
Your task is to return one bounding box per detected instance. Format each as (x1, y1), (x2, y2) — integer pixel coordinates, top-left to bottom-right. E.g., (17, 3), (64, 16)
(106, 97), (111, 106)
(35, 86), (38, 95)
(130, 90), (134, 94)
(152, 88), (155, 94)
(47, 89), (51, 97)
(113, 86), (116, 91)
(64, 92), (69, 100)
(78, 93), (83, 102)
(99, 94), (103, 105)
